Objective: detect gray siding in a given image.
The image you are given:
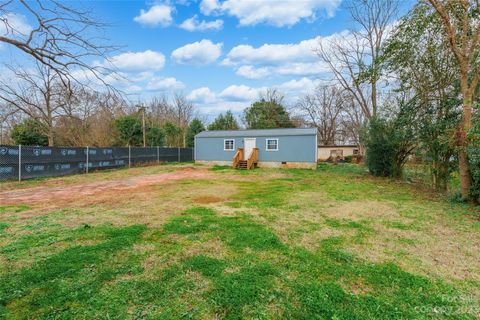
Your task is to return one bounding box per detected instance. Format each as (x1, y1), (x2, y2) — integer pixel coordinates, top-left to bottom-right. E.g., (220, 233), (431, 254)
(195, 134), (317, 163)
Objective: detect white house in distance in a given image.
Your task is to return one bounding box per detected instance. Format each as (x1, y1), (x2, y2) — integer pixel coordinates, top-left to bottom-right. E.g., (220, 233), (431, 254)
(317, 144), (360, 161)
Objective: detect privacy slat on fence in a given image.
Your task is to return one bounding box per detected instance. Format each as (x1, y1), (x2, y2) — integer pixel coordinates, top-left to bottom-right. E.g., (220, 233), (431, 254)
(0, 145), (194, 181)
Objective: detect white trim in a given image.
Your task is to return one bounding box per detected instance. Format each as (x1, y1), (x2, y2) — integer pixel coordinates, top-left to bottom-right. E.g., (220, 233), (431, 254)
(265, 138), (279, 151)
(194, 136), (197, 161)
(224, 139), (235, 151)
(243, 137), (256, 160)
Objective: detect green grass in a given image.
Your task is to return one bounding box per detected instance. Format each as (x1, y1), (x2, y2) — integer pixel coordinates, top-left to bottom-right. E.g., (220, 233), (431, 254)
(0, 163), (478, 319)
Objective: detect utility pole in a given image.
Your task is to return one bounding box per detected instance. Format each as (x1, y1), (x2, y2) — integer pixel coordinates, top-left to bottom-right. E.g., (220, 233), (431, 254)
(142, 106), (146, 147)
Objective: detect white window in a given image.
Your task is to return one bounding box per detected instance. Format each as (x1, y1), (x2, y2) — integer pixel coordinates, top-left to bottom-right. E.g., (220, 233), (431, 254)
(224, 139), (235, 151)
(266, 138), (278, 151)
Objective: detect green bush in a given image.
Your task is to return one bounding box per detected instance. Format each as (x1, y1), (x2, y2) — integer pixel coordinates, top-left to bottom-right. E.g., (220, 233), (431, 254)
(468, 110), (480, 202)
(363, 114), (415, 178)
(364, 118), (397, 177)
(11, 119), (49, 146)
(344, 155), (353, 163)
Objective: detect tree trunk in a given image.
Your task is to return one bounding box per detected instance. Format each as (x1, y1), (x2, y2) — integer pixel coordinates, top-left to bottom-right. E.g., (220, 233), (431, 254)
(457, 94), (473, 199)
(371, 80), (377, 117)
(47, 123), (54, 147)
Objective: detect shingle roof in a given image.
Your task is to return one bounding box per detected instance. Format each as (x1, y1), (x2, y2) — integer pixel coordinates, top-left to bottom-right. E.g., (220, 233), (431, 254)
(195, 128), (317, 138)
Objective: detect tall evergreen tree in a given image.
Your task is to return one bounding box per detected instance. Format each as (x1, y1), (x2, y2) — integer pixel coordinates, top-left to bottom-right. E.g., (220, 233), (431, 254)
(207, 111), (239, 131)
(186, 118), (205, 147)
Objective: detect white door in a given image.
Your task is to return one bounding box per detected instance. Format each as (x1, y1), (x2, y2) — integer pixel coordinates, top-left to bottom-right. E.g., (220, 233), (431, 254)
(244, 138), (256, 160)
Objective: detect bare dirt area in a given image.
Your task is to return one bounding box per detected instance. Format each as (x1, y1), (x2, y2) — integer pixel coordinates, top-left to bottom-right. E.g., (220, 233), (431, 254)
(0, 167), (212, 206)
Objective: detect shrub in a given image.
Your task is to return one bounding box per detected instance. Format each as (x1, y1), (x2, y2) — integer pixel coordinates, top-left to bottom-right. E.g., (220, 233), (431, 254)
(344, 155), (353, 163)
(468, 109), (480, 203)
(363, 114), (416, 178)
(11, 119), (49, 146)
(364, 118), (398, 177)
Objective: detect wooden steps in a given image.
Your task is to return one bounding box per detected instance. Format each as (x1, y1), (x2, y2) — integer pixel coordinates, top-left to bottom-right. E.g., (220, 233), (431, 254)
(232, 147), (258, 170)
(237, 160), (248, 169)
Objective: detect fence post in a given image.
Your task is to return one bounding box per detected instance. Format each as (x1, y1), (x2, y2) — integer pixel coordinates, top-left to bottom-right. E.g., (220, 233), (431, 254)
(86, 146), (89, 174)
(178, 147), (180, 162)
(18, 144), (21, 181)
(128, 145), (131, 168)
(157, 146), (160, 163)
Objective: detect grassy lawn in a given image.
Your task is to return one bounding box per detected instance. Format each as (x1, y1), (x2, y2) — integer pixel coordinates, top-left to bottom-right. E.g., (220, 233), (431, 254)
(0, 163), (479, 319)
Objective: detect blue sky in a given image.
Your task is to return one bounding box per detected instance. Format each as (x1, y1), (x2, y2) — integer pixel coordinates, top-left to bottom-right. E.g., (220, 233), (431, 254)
(1, 0), (414, 119)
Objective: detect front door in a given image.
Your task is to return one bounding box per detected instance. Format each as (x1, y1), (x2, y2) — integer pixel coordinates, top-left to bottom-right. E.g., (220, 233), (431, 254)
(244, 138), (256, 160)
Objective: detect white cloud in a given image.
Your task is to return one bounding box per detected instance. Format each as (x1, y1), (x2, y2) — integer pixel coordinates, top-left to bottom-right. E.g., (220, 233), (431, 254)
(275, 62), (330, 76)
(171, 39), (223, 65)
(223, 31), (352, 78)
(179, 15), (223, 31)
(223, 37), (321, 66)
(276, 77), (318, 93)
(219, 84), (261, 101)
(235, 65), (270, 79)
(146, 77), (185, 91)
(200, 0), (220, 15)
(109, 50), (165, 71)
(234, 63), (329, 79)
(187, 87), (216, 103)
(134, 5), (173, 27)
(200, 0), (341, 27)
(0, 13), (32, 36)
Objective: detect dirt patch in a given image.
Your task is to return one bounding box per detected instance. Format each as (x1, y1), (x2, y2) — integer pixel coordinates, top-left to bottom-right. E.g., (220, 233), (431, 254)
(194, 196), (223, 204)
(0, 167), (212, 206)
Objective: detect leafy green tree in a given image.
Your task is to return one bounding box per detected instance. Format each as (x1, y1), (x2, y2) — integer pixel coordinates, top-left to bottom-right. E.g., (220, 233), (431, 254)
(468, 108), (480, 203)
(207, 111), (239, 131)
(363, 101), (417, 178)
(164, 122), (182, 147)
(186, 118), (205, 147)
(424, 0), (479, 200)
(243, 94), (294, 129)
(383, 3), (462, 191)
(11, 118), (49, 146)
(114, 115), (142, 146)
(146, 126), (165, 147)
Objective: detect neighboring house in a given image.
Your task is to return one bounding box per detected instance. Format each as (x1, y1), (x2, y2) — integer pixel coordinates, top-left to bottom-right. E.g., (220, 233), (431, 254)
(317, 145), (360, 161)
(195, 128), (317, 169)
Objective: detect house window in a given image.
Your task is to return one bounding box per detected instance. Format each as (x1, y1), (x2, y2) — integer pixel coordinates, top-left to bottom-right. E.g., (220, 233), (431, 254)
(266, 138), (278, 151)
(224, 139), (234, 151)
(353, 149), (359, 155)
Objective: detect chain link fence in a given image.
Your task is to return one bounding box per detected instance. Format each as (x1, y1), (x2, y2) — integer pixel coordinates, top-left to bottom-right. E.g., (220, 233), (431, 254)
(0, 145), (194, 181)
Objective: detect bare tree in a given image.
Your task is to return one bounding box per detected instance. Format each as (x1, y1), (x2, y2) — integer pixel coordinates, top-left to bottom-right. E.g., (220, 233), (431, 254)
(55, 88), (127, 146)
(147, 93), (195, 147)
(317, 0), (399, 119)
(0, 0), (119, 90)
(0, 62), (66, 146)
(341, 97), (366, 146)
(297, 85), (347, 145)
(259, 88), (285, 106)
(425, 0), (480, 199)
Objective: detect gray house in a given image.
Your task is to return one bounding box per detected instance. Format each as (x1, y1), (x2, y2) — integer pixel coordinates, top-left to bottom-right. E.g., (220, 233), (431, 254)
(194, 128), (317, 169)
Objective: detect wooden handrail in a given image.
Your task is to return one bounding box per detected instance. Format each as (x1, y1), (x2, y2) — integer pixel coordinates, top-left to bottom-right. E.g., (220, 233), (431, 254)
(247, 148), (258, 169)
(232, 148), (244, 168)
